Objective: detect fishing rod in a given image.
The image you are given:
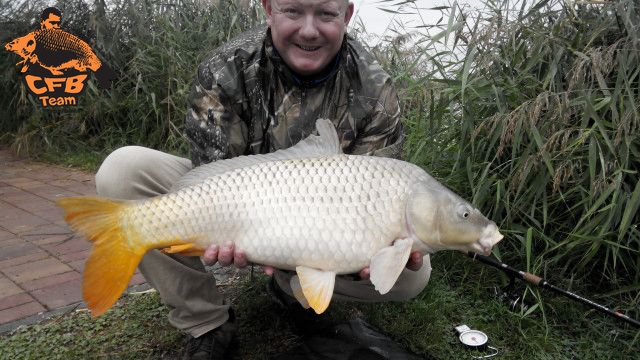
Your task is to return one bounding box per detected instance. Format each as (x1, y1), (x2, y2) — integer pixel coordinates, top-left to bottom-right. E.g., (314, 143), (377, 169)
(467, 251), (640, 328)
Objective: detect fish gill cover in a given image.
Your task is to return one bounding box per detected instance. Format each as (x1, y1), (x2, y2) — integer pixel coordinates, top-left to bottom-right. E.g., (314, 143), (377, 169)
(4, 7), (116, 107)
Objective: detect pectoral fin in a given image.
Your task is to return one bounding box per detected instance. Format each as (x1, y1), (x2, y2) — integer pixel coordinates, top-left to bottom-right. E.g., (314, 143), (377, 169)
(295, 266), (336, 314)
(369, 238), (413, 294)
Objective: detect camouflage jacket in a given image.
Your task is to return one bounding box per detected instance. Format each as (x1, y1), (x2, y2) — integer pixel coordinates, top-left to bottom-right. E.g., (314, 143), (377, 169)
(185, 24), (403, 167)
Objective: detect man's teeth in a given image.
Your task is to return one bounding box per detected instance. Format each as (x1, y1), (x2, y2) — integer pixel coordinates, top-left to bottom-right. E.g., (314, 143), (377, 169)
(297, 44), (320, 51)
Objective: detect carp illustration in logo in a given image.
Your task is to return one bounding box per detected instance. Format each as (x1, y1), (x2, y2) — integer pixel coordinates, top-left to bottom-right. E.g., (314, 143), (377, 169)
(5, 7), (116, 106)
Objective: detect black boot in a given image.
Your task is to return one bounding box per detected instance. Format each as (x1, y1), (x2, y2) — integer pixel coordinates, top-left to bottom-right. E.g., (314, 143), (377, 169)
(182, 309), (237, 360)
(265, 276), (299, 309)
(266, 277), (333, 335)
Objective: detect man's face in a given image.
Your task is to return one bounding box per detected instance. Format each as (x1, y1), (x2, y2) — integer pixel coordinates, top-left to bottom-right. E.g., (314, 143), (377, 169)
(41, 14), (61, 29)
(262, 0), (354, 76)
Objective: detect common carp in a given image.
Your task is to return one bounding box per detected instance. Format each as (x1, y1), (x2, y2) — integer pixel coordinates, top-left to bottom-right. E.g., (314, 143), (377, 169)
(57, 119), (503, 316)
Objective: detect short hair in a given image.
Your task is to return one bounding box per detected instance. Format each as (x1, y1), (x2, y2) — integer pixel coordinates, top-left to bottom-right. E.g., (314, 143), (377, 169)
(40, 7), (62, 22)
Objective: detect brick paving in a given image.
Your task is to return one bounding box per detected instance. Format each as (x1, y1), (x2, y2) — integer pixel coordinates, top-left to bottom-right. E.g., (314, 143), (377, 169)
(0, 147), (147, 331)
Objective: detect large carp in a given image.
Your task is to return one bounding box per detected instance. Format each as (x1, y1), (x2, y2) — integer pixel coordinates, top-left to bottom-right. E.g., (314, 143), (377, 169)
(58, 119), (503, 316)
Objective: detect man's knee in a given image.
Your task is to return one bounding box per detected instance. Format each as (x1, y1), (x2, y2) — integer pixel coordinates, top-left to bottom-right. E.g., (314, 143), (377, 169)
(390, 257), (432, 301)
(95, 146), (148, 198)
(392, 272), (430, 301)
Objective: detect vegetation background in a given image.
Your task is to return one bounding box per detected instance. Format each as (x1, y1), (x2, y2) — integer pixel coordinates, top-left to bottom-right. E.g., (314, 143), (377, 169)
(0, 0), (638, 358)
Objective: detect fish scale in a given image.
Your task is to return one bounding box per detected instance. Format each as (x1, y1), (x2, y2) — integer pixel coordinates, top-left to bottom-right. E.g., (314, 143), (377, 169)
(124, 155), (423, 272)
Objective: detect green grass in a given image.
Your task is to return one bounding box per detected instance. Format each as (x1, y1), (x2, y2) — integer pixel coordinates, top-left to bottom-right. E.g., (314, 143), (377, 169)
(362, 253), (640, 359)
(35, 149), (108, 173)
(2, 255), (637, 359)
(0, 292), (182, 359)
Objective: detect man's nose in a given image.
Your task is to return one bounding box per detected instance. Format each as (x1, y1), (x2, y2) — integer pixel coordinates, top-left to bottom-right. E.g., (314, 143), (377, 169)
(298, 15), (320, 39)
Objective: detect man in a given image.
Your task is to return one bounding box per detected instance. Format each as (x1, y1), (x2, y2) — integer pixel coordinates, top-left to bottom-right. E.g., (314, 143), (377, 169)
(40, 7), (61, 29)
(95, 1), (431, 358)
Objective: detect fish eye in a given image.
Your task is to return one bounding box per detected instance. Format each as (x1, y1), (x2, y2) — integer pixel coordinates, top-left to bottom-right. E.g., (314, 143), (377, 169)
(457, 205), (472, 220)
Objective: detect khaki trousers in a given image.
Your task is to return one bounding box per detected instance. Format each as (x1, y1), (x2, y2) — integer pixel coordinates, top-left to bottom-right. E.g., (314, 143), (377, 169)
(95, 146), (432, 337)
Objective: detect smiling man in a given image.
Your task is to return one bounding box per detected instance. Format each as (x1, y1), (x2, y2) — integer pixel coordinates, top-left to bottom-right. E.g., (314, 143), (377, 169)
(95, 1), (430, 359)
(266, 0), (350, 75)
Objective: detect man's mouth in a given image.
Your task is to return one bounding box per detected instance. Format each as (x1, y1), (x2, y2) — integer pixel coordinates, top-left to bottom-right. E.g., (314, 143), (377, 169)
(296, 44), (321, 52)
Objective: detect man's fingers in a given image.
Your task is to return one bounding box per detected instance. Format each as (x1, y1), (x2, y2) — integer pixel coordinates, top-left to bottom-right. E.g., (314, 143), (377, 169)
(202, 245), (219, 266)
(234, 249), (248, 268)
(263, 266), (275, 276)
(406, 251), (423, 271)
(218, 242), (234, 267)
(202, 242), (252, 269)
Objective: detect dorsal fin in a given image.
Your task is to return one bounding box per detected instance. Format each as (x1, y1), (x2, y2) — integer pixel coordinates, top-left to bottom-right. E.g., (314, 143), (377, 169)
(171, 119), (341, 191)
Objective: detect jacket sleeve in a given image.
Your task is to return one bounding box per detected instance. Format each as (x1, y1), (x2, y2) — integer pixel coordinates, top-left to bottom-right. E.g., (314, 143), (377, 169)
(185, 61), (248, 167)
(350, 79), (405, 159)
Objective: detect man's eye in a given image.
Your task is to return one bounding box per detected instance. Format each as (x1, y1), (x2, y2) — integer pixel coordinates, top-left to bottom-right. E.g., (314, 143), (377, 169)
(283, 8), (300, 16)
(319, 11), (338, 19)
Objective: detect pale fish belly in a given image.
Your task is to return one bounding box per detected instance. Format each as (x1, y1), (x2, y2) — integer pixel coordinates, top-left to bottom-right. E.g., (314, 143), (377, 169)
(125, 155), (427, 273)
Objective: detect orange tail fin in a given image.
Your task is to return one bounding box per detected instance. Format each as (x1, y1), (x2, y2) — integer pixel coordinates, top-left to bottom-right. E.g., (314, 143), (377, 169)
(57, 197), (146, 317)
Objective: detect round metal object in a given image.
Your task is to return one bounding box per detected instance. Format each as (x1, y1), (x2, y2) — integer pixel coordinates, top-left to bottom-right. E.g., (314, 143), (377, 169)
(459, 329), (488, 348)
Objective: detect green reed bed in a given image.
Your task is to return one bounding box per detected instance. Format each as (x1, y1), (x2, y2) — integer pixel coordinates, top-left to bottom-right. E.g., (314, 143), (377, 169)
(381, 0), (639, 317)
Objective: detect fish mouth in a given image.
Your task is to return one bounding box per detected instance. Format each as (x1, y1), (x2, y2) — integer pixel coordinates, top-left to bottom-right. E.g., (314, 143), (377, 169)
(476, 224), (504, 255)
(470, 242), (492, 256)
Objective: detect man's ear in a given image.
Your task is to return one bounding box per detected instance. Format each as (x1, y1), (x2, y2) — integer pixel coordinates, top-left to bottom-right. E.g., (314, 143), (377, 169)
(262, 0), (273, 26)
(343, 2), (354, 26)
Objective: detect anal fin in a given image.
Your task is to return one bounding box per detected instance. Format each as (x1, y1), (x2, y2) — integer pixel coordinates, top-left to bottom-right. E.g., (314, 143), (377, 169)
(369, 238), (413, 294)
(295, 266), (336, 314)
(160, 243), (205, 257)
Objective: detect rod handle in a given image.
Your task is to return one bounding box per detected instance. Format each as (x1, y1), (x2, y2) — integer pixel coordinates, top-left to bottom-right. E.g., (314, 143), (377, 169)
(523, 272), (542, 286)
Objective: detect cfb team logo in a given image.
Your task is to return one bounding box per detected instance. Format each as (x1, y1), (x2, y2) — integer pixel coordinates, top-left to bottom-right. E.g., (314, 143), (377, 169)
(4, 7), (116, 107)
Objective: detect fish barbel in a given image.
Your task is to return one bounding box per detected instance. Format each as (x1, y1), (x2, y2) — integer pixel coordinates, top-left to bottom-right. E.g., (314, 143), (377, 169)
(57, 119), (503, 316)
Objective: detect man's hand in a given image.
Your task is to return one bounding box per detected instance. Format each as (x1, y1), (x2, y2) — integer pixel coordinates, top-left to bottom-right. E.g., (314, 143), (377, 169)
(202, 242), (274, 275)
(358, 251), (423, 280)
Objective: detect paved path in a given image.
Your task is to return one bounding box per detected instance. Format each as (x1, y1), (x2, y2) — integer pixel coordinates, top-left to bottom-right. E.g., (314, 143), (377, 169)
(0, 148), (146, 333)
